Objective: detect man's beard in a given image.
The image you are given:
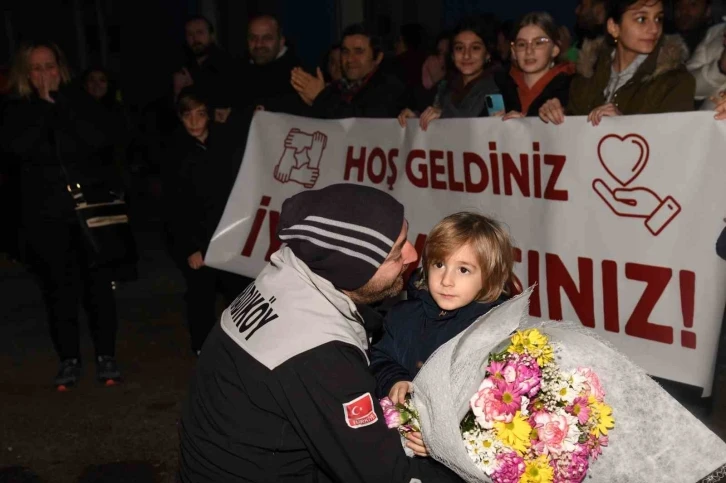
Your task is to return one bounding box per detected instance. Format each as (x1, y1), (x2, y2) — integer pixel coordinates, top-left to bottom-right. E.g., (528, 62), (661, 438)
(348, 270), (407, 305)
(252, 47), (275, 64)
(191, 42), (210, 58)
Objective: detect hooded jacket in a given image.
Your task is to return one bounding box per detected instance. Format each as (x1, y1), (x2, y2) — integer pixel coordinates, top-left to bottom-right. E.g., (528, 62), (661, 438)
(370, 285), (506, 399)
(178, 246), (461, 483)
(567, 35), (695, 115)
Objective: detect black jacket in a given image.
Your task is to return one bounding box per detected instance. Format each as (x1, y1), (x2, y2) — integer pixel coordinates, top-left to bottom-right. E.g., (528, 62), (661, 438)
(161, 109), (253, 262)
(495, 69), (573, 116)
(239, 49), (310, 116)
(0, 86), (115, 223)
(178, 247), (462, 483)
(183, 45), (241, 110)
(370, 287), (506, 399)
(312, 70), (407, 119)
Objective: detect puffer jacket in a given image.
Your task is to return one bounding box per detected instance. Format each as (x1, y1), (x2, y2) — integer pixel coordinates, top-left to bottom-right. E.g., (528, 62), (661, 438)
(686, 19), (726, 100)
(370, 285), (507, 399)
(567, 35), (695, 115)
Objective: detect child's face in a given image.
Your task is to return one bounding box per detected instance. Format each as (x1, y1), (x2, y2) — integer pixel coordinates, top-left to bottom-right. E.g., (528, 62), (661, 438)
(427, 242), (484, 311)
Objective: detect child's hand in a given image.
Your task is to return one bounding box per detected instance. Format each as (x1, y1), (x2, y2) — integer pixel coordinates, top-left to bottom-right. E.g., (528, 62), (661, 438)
(389, 381), (413, 405)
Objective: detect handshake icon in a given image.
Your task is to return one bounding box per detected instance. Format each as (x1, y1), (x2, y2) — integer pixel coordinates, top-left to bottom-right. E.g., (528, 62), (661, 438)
(274, 129), (328, 189)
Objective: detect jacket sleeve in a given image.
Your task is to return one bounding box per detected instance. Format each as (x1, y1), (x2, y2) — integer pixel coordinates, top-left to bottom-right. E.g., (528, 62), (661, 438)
(370, 316), (414, 398)
(274, 342), (463, 483)
(686, 25), (726, 99)
(0, 99), (54, 160)
(649, 70), (696, 113)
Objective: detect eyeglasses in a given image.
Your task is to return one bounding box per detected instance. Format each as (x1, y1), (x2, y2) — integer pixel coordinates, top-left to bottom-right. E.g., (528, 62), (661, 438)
(511, 37), (552, 51)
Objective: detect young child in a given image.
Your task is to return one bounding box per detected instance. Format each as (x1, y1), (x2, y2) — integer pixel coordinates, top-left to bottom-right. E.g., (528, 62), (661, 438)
(370, 212), (519, 404)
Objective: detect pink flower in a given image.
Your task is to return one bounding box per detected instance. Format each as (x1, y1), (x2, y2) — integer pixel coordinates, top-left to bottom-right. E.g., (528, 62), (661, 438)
(509, 355), (542, 398)
(576, 367), (605, 401)
(551, 444), (590, 483)
(379, 397), (401, 429)
(470, 378), (522, 428)
(531, 411), (576, 456)
(488, 360), (508, 380)
(588, 433), (609, 460)
(492, 451), (525, 483)
(566, 396), (591, 425)
(379, 397), (394, 410)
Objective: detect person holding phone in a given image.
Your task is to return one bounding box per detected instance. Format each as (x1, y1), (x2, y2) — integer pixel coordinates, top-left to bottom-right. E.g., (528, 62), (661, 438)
(495, 12), (575, 119)
(538, 0), (695, 126)
(398, 16), (501, 130)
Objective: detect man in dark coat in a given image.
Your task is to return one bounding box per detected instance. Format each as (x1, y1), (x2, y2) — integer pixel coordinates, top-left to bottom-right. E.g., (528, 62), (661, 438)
(173, 15), (240, 116)
(290, 24), (407, 118)
(178, 184), (462, 482)
(239, 14), (310, 115)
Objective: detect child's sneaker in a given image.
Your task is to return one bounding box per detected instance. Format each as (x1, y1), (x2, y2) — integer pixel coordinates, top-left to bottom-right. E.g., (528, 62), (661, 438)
(54, 358), (81, 391)
(96, 355), (122, 385)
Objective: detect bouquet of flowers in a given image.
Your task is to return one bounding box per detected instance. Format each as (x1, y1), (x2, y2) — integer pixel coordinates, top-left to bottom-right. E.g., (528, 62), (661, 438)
(383, 288), (726, 483)
(459, 328), (613, 482)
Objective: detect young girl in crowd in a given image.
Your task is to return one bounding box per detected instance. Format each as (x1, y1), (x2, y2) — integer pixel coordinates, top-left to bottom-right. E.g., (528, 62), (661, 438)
(370, 212), (519, 404)
(496, 12), (575, 119)
(397, 17), (501, 130)
(539, 0), (695, 126)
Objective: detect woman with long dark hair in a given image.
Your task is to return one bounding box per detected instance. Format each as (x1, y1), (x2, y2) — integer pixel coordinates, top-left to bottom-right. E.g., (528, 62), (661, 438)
(1, 42), (122, 389)
(539, 0), (695, 125)
(398, 16), (501, 130)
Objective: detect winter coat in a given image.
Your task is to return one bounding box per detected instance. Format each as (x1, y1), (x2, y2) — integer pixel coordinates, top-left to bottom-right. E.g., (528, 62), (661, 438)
(178, 246), (461, 483)
(370, 286), (506, 399)
(239, 48), (311, 116)
(312, 69), (407, 119)
(434, 73), (500, 118)
(567, 35), (695, 115)
(161, 109), (253, 262)
(183, 45), (241, 110)
(686, 20), (726, 100)
(0, 86), (116, 223)
(496, 62), (575, 116)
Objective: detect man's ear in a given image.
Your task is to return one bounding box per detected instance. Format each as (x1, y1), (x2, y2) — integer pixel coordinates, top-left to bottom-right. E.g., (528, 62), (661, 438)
(280, 36), (286, 49)
(374, 51), (384, 65)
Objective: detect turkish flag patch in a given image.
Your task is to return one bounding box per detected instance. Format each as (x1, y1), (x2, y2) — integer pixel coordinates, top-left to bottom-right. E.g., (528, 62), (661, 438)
(342, 393), (378, 429)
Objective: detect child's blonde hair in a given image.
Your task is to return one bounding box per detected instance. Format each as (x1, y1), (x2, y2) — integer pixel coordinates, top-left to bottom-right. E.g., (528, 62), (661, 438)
(417, 212), (520, 303)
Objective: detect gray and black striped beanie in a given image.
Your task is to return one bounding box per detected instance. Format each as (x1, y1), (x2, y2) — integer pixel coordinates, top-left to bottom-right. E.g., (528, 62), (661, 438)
(277, 183), (404, 291)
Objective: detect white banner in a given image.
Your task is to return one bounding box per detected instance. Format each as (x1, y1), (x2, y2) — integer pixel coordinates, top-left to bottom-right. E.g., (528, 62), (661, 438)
(207, 111), (726, 396)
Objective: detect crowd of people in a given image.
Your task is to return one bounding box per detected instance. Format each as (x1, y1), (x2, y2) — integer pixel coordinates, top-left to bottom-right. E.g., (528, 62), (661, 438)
(1, 0), (726, 478)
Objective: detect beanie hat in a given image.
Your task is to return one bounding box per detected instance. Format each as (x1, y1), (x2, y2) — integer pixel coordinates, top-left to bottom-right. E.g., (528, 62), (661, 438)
(277, 184), (405, 291)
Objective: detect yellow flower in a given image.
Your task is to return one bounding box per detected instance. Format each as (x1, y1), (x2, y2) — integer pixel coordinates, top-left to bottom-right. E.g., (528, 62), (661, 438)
(508, 329), (554, 366)
(588, 395), (615, 437)
(494, 411), (532, 454)
(519, 455), (554, 483)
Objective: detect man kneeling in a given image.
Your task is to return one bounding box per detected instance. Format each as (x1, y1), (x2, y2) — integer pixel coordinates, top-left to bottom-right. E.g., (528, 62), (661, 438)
(178, 183), (461, 482)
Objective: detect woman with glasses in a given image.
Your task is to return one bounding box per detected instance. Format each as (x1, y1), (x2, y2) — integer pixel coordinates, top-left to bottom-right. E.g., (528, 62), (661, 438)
(397, 16), (500, 130)
(496, 12), (575, 119)
(539, 0), (695, 126)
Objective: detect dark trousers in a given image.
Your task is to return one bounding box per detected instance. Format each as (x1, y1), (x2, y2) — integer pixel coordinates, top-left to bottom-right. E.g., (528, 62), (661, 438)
(179, 263), (252, 352)
(24, 220), (118, 361)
